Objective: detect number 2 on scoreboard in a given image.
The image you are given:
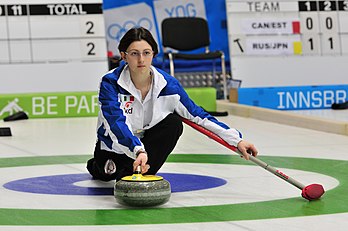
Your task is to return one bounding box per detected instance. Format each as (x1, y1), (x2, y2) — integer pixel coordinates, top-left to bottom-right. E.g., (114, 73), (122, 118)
(86, 21), (95, 34)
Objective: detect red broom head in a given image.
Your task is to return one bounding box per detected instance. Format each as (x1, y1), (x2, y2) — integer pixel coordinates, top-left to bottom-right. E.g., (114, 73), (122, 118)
(301, 184), (325, 201)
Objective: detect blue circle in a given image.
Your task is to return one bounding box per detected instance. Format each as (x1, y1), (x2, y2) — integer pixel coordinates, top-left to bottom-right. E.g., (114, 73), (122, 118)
(3, 173), (227, 196)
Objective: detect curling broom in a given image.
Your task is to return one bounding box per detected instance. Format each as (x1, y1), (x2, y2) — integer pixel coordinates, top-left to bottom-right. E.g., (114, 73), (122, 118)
(181, 117), (325, 201)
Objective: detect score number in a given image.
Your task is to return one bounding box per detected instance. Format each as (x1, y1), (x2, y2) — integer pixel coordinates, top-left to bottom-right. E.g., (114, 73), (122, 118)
(299, 1), (341, 55)
(86, 21), (96, 56)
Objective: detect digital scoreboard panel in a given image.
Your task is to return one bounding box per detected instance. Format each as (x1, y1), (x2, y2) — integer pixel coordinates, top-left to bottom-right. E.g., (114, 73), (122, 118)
(226, 0), (348, 87)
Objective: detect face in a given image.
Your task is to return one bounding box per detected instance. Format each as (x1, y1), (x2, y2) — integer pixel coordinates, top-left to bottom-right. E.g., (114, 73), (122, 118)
(121, 40), (154, 76)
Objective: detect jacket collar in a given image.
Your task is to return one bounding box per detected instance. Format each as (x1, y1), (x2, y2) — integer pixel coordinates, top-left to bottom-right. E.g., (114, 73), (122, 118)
(117, 64), (167, 99)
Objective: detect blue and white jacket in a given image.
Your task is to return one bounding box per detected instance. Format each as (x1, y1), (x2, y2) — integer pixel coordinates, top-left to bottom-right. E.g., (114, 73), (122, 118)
(96, 62), (242, 159)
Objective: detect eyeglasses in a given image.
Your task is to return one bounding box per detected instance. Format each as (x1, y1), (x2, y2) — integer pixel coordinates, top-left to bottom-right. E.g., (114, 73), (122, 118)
(124, 50), (154, 58)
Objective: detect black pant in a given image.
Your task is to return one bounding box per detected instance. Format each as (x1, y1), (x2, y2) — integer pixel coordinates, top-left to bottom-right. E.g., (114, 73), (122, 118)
(87, 113), (183, 181)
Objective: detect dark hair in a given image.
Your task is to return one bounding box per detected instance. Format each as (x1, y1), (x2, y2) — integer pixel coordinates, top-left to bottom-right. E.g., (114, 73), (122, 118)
(118, 27), (158, 56)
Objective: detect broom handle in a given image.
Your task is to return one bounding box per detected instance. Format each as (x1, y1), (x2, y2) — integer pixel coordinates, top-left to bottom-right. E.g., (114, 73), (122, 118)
(181, 118), (305, 190)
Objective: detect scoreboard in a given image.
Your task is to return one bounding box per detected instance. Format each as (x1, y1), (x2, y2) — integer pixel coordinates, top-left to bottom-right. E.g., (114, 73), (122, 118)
(0, 0), (107, 94)
(226, 0), (348, 88)
(0, 2), (106, 63)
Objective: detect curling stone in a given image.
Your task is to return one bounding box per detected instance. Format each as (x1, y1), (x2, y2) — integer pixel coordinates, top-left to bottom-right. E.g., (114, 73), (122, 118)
(114, 166), (171, 207)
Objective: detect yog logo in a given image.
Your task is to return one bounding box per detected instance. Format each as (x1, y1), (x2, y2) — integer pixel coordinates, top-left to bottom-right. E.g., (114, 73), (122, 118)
(123, 95), (134, 114)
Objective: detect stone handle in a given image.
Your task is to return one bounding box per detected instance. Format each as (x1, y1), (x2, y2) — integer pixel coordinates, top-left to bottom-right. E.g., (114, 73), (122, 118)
(135, 165), (142, 174)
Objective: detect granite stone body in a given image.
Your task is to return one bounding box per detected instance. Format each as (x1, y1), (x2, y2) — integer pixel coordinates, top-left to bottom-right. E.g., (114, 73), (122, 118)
(114, 179), (171, 207)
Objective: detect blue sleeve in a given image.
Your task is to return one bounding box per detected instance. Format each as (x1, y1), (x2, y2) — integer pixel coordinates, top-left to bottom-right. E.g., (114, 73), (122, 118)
(174, 81), (230, 129)
(98, 73), (142, 154)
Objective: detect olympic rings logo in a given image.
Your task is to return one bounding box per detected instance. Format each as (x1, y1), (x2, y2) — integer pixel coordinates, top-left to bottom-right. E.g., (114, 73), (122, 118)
(107, 18), (153, 42)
